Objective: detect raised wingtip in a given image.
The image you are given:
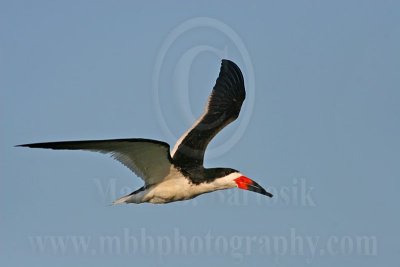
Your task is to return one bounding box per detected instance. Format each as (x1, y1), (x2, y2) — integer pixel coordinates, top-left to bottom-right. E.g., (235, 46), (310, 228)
(221, 59), (238, 67)
(220, 59), (243, 84)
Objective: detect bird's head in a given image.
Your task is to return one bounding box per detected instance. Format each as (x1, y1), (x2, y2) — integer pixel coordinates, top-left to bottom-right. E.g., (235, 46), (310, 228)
(214, 169), (273, 198)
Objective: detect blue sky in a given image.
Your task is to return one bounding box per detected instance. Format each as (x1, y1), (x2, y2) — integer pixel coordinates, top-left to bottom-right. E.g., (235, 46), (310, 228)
(1, 1), (399, 266)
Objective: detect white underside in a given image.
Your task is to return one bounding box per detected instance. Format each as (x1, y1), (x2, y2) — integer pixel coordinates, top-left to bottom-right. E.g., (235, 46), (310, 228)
(113, 171), (241, 204)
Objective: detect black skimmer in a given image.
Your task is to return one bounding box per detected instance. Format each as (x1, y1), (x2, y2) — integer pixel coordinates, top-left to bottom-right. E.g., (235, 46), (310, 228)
(17, 59), (273, 204)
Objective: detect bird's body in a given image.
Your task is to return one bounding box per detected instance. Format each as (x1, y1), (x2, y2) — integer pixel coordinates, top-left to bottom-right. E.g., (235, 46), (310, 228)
(115, 170), (239, 204)
(18, 59), (273, 204)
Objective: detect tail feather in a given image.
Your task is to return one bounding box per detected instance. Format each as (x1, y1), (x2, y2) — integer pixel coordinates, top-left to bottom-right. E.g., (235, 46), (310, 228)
(112, 195), (132, 205)
(112, 186), (145, 205)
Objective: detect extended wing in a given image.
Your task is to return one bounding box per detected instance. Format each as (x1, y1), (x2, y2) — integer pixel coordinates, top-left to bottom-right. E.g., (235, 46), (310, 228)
(171, 59), (246, 168)
(17, 138), (172, 186)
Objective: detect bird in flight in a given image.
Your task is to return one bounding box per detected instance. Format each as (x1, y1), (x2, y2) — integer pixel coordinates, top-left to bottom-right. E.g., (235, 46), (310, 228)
(17, 59), (273, 204)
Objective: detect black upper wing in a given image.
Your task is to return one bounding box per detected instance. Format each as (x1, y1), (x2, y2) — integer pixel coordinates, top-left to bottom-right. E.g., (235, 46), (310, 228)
(171, 59), (246, 168)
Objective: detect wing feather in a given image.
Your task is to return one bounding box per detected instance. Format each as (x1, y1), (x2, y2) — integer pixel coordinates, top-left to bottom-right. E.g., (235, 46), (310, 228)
(171, 59), (246, 168)
(17, 138), (172, 186)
